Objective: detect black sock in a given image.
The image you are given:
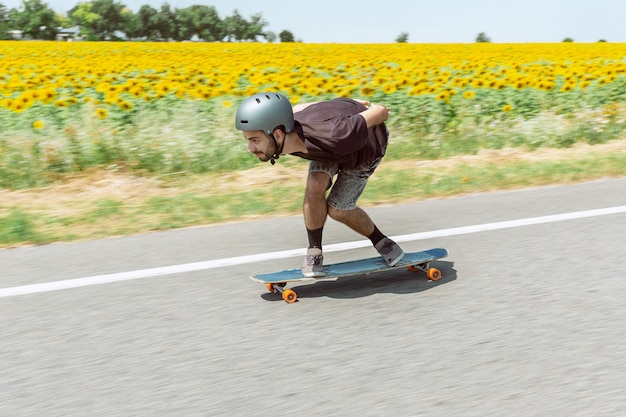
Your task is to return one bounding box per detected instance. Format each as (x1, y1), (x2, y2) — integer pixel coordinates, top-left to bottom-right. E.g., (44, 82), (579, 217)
(367, 226), (386, 246)
(307, 227), (323, 249)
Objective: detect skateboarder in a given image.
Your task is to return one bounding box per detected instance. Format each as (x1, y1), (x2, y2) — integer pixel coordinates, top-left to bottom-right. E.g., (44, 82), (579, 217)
(235, 92), (404, 277)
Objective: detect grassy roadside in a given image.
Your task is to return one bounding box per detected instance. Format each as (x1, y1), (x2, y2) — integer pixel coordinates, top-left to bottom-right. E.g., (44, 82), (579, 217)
(2, 139), (625, 248)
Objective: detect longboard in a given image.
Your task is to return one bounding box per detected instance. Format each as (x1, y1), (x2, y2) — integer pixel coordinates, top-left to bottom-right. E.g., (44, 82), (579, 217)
(250, 248), (448, 303)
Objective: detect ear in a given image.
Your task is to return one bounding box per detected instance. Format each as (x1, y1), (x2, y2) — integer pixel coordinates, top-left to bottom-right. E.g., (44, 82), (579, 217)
(271, 127), (284, 141)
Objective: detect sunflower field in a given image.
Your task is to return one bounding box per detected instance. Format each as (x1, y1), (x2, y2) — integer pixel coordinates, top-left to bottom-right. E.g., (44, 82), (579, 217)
(1, 41), (626, 189)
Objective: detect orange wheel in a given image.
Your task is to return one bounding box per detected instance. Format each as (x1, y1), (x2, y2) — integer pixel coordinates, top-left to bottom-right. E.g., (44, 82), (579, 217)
(427, 268), (441, 281)
(282, 289), (298, 303)
(265, 283), (275, 293)
(407, 265), (419, 272)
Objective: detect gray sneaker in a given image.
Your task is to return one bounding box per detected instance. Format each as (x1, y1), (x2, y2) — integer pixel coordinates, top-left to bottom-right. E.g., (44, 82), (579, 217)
(302, 247), (325, 277)
(375, 238), (404, 266)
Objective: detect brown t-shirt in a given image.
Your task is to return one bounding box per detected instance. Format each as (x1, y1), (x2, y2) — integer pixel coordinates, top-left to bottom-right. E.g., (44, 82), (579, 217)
(292, 98), (388, 169)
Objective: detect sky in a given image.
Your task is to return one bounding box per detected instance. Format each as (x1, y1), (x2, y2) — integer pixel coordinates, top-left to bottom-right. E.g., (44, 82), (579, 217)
(3, 0), (626, 43)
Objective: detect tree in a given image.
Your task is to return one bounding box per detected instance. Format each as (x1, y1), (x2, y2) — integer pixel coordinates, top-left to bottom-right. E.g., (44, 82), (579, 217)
(153, 3), (178, 41)
(68, 2), (100, 39)
(475, 32), (491, 43)
(223, 10), (267, 42)
(130, 3), (177, 41)
(264, 30), (276, 43)
(176, 5), (224, 41)
(279, 29), (294, 42)
(90, 0), (126, 40)
(9, 0), (60, 40)
(562, 37), (574, 42)
(0, 4), (10, 40)
(245, 12), (267, 41)
(56, 11), (71, 28)
(395, 32), (409, 43)
(120, 6), (141, 39)
(223, 9), (246, 41)
(68, 0), (127, 40)
(135, 4), (159, 40)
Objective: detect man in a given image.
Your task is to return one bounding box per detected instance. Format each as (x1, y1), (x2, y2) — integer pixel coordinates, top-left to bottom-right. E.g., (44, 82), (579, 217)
(235, 92), (404, 277)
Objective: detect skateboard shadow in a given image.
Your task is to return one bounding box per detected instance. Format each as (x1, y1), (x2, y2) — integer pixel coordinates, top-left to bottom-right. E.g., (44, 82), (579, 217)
(260, 260), (456, 302)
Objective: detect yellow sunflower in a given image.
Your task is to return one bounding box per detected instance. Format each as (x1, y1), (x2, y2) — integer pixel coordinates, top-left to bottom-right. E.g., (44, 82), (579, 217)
(436, 91), (450, 101)
(359, 86), (376, 97)
(94, 107), (108, 119)
(471, 78), (485, 88)
(381, 83), (397, 95)
(118, 101), (134, 111)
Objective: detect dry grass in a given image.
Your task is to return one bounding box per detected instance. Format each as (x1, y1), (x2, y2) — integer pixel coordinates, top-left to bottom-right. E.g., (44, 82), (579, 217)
(411, 138), (626, 170)
(2, 138), (626, 216)
(1, 138), (625, 247)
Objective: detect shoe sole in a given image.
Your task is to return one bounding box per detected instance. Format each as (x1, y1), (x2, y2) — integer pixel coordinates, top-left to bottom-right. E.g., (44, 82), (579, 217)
(386, 251), (405, 267)
(302, 271), (326, 278)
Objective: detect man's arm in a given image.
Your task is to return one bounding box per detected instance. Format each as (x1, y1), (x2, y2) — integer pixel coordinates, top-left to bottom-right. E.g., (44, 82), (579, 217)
(294, 98), (390, 128)
(358, 103), (391, 128)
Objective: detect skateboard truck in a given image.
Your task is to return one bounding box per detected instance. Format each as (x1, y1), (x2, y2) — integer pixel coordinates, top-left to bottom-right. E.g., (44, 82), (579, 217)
(265, 282), (297, 303)
(407, 261), (442, 280)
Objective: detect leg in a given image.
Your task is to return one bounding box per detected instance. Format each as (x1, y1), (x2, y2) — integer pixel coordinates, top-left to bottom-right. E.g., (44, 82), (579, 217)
(303, 171), (331, 232)
(329, 205), (404, 266)
(327, 205), (375, 237)
(324, 158), (380, 237)
(301, 169), (335, 277)
(327, 158), (405, 266)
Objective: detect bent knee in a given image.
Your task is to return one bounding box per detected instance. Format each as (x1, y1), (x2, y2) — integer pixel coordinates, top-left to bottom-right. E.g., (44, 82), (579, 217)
(328, 205), (350, 221)
(306, 172), (332, 194)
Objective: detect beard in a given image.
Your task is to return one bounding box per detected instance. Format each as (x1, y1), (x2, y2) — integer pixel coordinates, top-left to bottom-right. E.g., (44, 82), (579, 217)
(254, 152), (271, 162)
(254, 141), (277, 163)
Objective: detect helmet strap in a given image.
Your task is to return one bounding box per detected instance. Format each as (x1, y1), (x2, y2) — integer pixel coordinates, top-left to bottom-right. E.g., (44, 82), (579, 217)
(269, 132), (284, 166)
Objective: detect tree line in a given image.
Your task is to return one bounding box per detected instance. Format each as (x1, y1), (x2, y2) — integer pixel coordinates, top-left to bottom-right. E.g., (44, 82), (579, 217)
(0, 0), (297, 42)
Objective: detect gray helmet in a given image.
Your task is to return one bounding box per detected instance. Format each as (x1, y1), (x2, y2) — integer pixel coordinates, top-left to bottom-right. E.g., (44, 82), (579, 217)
(235, 92), (294, 135)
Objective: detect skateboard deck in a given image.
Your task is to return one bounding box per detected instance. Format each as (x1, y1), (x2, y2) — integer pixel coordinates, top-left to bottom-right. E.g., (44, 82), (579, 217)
(250, 247), (448, 303)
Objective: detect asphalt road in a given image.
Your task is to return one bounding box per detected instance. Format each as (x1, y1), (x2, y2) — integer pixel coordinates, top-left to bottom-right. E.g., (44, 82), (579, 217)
(2, 178), (626, 416)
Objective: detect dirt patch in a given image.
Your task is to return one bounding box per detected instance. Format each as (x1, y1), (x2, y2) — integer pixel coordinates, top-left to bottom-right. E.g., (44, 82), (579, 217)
(411, 139), (626, 169)
(0, 171), (164, 216)
(209, 165), (306, 192)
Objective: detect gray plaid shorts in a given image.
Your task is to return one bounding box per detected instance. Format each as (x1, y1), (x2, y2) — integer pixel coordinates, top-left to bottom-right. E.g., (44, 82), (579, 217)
(308, 157), (382, 211)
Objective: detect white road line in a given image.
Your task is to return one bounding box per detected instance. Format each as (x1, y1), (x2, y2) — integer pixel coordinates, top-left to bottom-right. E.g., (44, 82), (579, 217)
(2, 205), (625, 298)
